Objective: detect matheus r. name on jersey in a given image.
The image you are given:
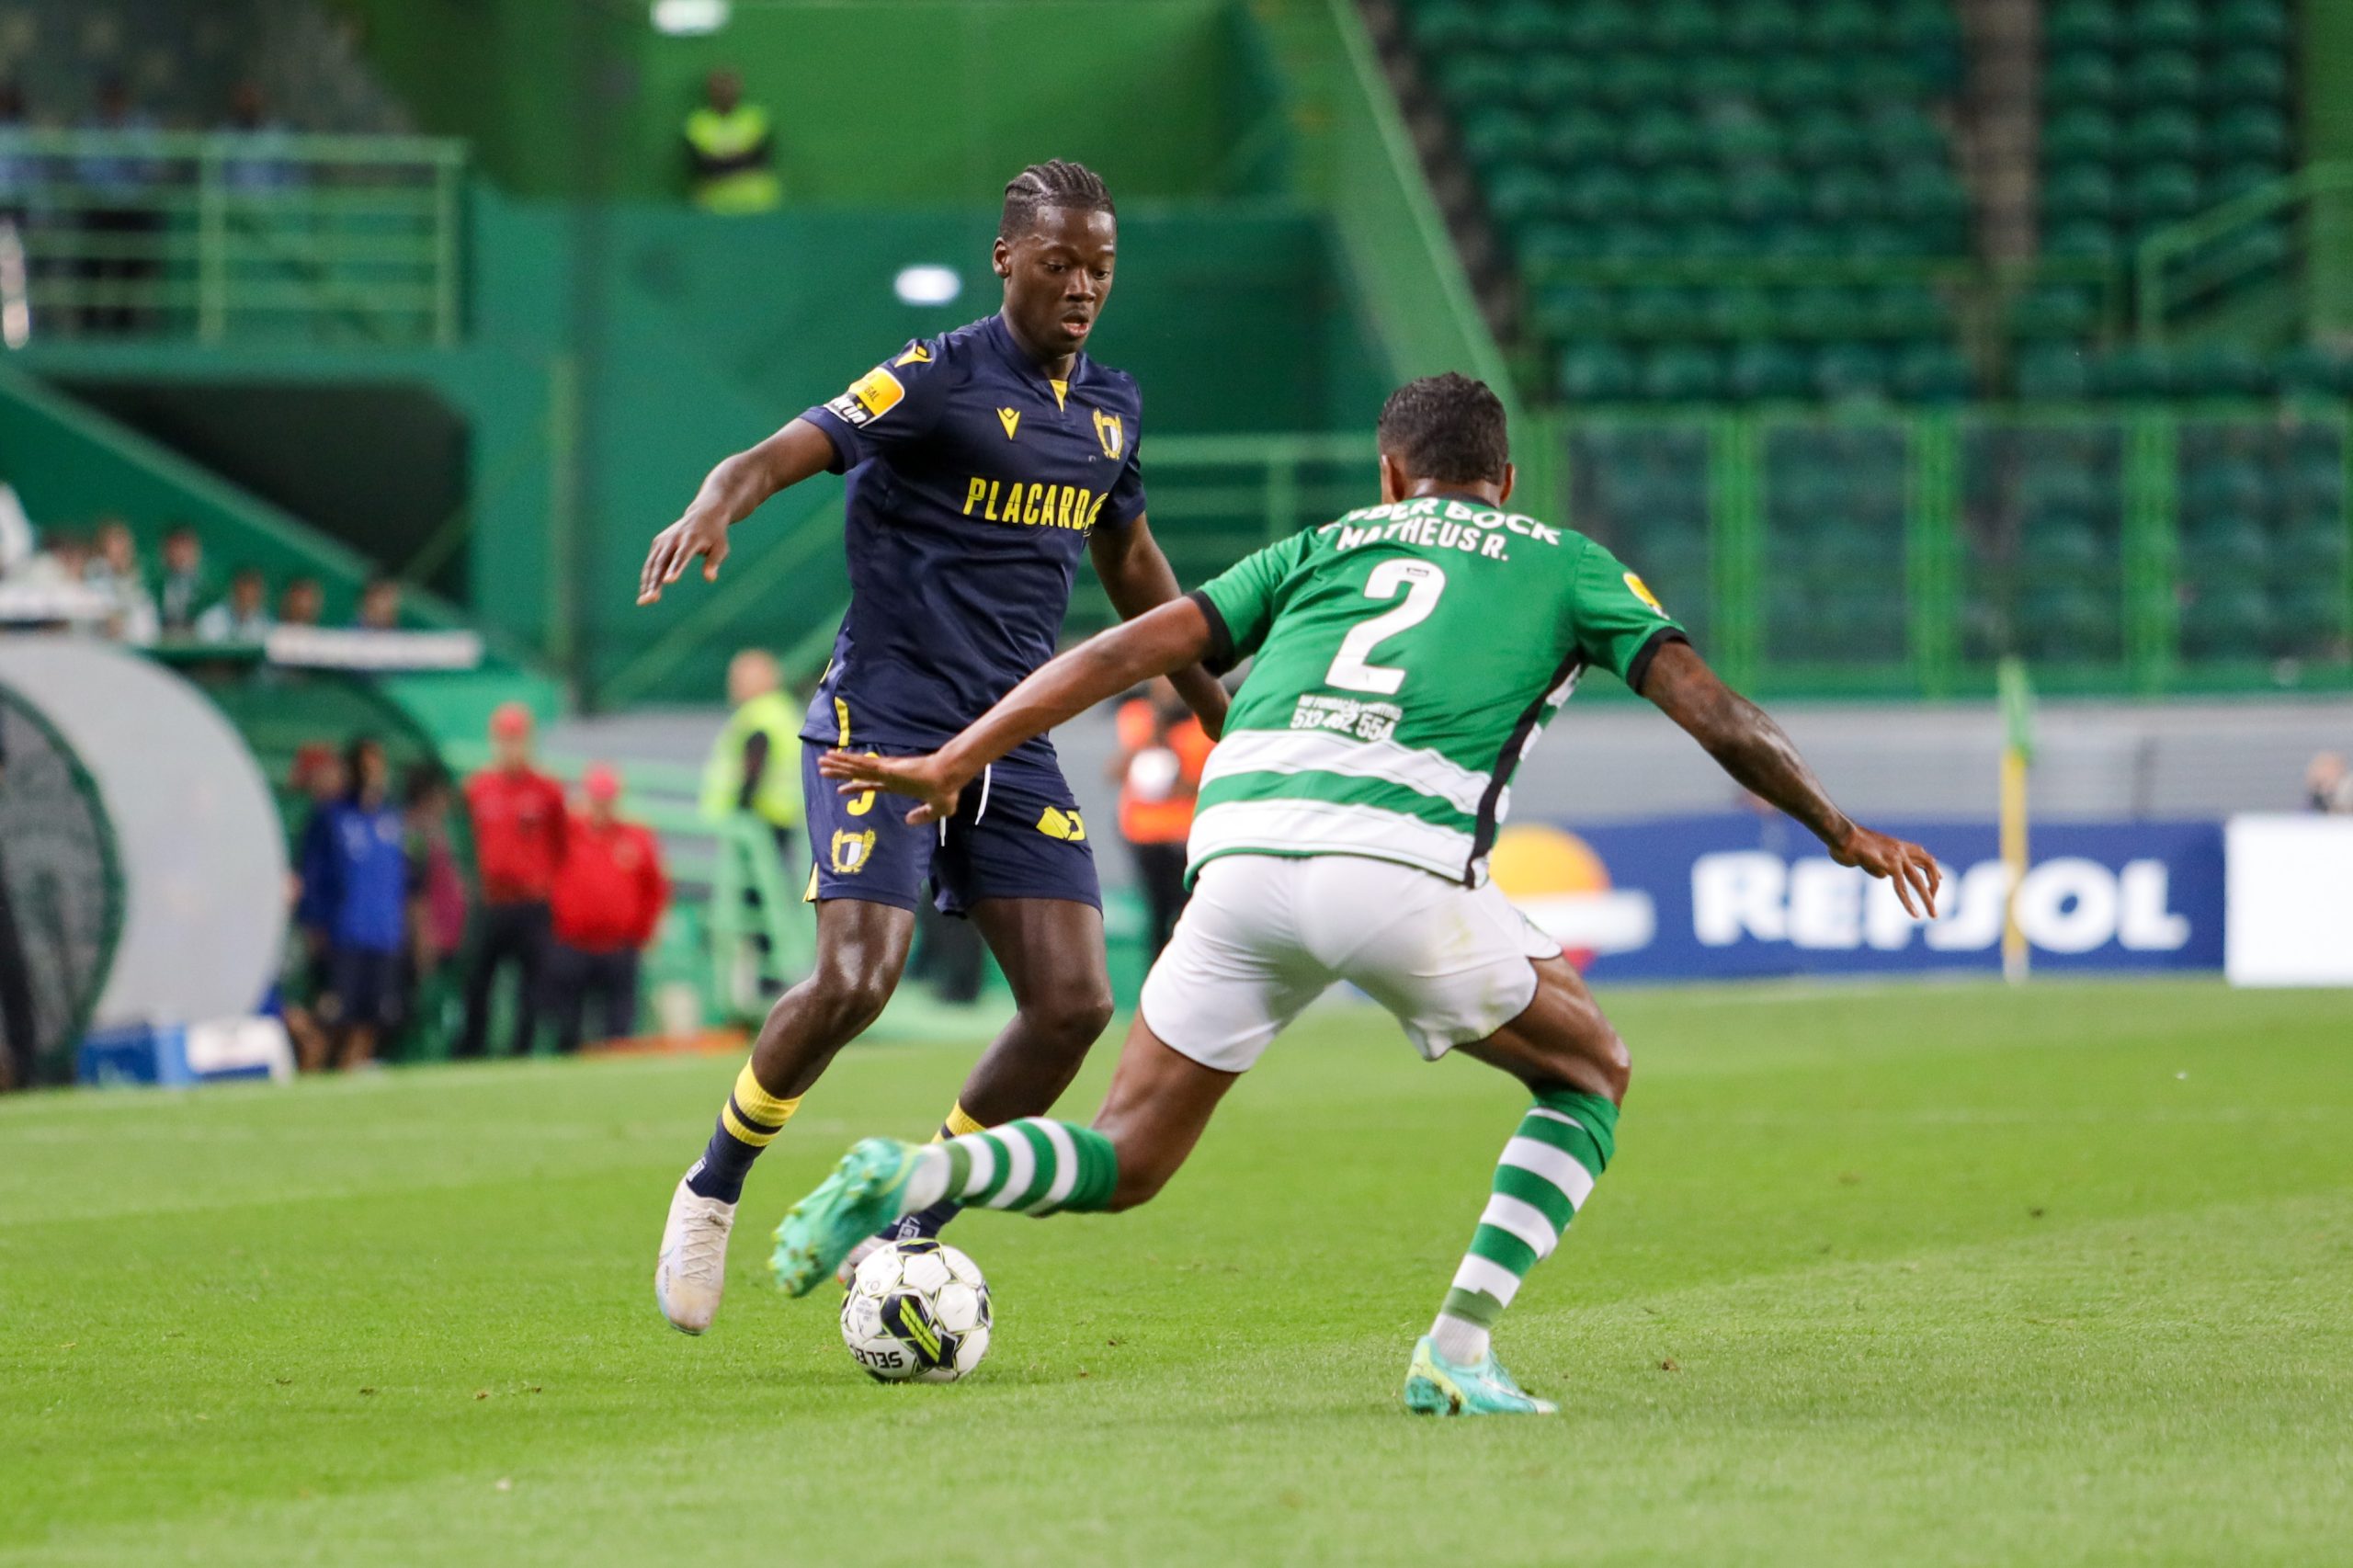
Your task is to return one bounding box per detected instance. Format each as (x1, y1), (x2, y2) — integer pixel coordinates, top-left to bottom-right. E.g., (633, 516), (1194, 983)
(1184, 493), (1685, 889)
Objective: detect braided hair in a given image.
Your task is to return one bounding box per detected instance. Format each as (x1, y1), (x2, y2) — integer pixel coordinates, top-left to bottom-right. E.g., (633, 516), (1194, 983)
(999, 160), (1115, 240)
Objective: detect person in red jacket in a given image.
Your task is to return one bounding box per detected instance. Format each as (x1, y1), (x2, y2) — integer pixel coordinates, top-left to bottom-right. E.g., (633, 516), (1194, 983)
(549, 765), (669, 1053)
(459, 702), (568, 1058)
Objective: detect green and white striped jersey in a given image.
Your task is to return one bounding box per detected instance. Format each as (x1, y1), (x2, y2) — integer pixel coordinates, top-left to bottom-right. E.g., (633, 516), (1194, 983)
(1187, 491), (1686, 886)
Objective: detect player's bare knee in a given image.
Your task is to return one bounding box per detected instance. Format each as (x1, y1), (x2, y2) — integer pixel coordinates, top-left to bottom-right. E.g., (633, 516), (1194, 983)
(791, 961), (895, 1042)
(1020, 984), (1114, 1060)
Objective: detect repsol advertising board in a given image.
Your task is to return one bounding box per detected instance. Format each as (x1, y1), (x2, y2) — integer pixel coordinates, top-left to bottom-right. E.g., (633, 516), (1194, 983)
(1492, 814), (2223, 981)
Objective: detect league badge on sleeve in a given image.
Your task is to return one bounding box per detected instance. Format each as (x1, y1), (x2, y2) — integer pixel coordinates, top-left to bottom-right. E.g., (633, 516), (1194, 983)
(1622, 573), (1666, 617)
(825, 368), (906, 428)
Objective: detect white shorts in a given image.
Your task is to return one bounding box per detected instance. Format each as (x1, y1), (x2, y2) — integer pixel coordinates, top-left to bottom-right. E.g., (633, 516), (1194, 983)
(1137, 853), (1563, 1074)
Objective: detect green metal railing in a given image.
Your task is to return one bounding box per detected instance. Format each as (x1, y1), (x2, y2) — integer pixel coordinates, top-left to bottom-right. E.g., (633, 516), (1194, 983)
(0, 129), (467, 347)
(2136, 161), (2353, 347)
(1078, 413), (2351, 700)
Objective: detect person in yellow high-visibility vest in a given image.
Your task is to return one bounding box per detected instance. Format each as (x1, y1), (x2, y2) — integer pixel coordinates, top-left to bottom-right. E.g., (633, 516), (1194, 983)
(701, 649), (804, 856)
(683, 69), (782, 215)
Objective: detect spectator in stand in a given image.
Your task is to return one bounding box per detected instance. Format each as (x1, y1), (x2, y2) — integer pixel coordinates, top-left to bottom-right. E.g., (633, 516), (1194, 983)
(19, 529), (90, 589)
(85, 517), (157, 644)
(282, 742), (343, 1072)
(220, 81), (300, 196)
(196, 565), (273, 643)
(402, 762), (467, 1055)
(356, 575), (402, 631)
(1111, 676), (1212, 963)
(684, 68), (781, 214)
(74, 75), (165, 334)
(548, 765), (668, 1053)
(459, 701), (567, 1059)
(155, 523), (206, 635)
(2308, 752), (2352, 814)
(278, 574), (324, 627)
(303, 736), (407, 1070)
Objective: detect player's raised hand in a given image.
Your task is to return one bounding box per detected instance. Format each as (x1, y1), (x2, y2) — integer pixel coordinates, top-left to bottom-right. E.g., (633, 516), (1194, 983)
(818, 748), (966, 827)
(636, 509), (732, 605)
(1829, 824), (1943, 919)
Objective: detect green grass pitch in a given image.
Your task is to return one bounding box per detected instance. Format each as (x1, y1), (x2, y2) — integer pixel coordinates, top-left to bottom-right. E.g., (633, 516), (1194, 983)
(5, 978), (2350, 1565)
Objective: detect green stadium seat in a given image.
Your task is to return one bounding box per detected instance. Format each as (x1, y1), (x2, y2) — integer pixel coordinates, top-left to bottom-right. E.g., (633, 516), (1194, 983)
(2216, 0), (2290, 50)
(2008, 284), (2100, 339)
(1807, 0), (1881, 51)
(1810, 165), (1886, 222)
(2042, 219), (2123, 262)
(1528, 285), (1609, 338)
(1730, 165), (1804, 222)
(1596, 54), (1678, 110)
(2276, 523), (2350, 579)
(1540, 108), (1618, 165)
(1727, 0), (1804, 53)
(1894, 342), (1973, 403)
(2186, 460), (2268, 521)
(1782, 285), (1859, 337)
(1559, 342), (1640, 402)
(2096, 344), (2178, 398)
(2209, 160), (2286, 204)
(1650, 0), (1719, 54)
(1728, 340), (1812, 399)
(1678, 220), (1749, 258)
(2042, 106), (2120, 166)
(2136, 0), (2203, 51)
(1687, 53), (1762, 106)
(1512, 222), (1584, 264)
(2014, 344), (2092, 400)
(2045, 51), (2122, 107)
(1762, 222), (1843, 260)
(1624, 108), (1705, 168)
(1436, 54), (1516, 108)
(2044, 164), (2121, 222)
(2021, 517), (2106, 574)
(1594, 221), (1675, 260)
(2212, 50), (2290, 108)
(1647, 167), (1727, 222)
(1891, 162), (1969, 225)
(2124, 51), (2202, 107)
(1710, 104), (1785, 165)
(2180, 586), (2270, 657)
(2022, 462), (2106, 517)
(1563, 166), (1641, 222)
(1615, 286), (1695, 337)
(2212, 106), (2292, 166)
(1762, 57), (1842, 111)
(1790, 108), (1864, 169)
(2285, 451), (2346, 520)
(2127, 163), (2203, 226)
(1458, 109), (1541, 170)
(1814, 343), (1893, 401)
(1563, 0), (1642, 52)
(1493, 0), (1574, 51)
(2019, 585), (2118, 656)
(1405, 0), (1484, 54)
(1699, 287), (1768, 337)
(1640, 345), (1725, 402)
(2045, 0), (2121, 51)
(1870, 283), (1948, 336)
(2173, 344), (2274, 399)
(1866, 105), (1950, 165)
(2271, 585), (2347, 651)
(1522, 55), (1598, 114)
(2125, 108), (2202, 165)
(1483, 165), (1560, 226)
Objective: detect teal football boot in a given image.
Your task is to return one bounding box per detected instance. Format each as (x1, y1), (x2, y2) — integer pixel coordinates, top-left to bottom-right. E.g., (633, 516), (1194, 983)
(1403, 1335), (1558, 1416)
(769, 1139), (919, 1297)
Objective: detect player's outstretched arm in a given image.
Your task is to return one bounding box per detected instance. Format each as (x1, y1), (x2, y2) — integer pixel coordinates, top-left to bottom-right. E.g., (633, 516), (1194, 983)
(1088, 518), (1229, 739)
(636, 419), (837, 605)
(818, 597), (1214, 824)
(1641, 640), (1942, 917)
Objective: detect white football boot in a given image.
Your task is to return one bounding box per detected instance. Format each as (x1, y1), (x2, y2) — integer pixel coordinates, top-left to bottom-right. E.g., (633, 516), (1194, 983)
(654, 1177), (735, 1335)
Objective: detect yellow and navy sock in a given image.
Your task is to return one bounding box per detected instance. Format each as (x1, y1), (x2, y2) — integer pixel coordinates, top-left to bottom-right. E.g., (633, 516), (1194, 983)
(683, 1061), (801, 1204)
(893, 1118), (1120, 1218)
(885, 1102), (986, 1241)
(1430, 1088), (1618, 1367)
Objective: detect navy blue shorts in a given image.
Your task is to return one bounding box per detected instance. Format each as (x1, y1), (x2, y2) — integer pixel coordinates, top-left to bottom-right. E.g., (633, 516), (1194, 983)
(327, 947), (403, 1028)
(802, 743), (1100, 917)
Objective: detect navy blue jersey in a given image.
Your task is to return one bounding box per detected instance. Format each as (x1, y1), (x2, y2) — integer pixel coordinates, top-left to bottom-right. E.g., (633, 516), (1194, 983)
(305, 799), (409, 954)
(799, 312), (1145, 770)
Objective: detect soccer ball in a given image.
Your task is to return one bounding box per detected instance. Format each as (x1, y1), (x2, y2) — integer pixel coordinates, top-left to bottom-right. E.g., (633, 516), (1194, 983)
(839, 1239), (993, 1383)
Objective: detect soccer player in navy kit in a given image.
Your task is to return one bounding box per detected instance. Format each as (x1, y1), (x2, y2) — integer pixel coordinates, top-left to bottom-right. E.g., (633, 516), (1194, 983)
(642, 161), (1228, 1334)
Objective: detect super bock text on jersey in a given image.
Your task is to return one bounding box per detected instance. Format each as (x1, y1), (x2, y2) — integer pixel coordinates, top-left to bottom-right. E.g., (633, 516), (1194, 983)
(1184, 492), (1688, 889)
(796, 313), (1145, 915)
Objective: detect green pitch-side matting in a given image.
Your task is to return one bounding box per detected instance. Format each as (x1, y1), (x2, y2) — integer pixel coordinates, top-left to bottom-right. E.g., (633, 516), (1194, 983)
(4, 979), (2349, 1565)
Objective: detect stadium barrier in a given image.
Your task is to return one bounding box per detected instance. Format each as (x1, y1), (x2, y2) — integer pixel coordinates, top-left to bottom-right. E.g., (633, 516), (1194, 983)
(1493, 814), (2226, 983)
(2222, 814), (2353, 986)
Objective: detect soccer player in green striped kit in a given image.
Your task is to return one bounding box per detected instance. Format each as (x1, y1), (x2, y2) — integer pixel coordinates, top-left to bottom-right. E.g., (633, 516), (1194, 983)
(780, 373), (1943, 1415)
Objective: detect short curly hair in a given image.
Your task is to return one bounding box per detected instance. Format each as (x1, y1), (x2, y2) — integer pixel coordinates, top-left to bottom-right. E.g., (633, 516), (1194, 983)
(1375, 373), (1510, 486)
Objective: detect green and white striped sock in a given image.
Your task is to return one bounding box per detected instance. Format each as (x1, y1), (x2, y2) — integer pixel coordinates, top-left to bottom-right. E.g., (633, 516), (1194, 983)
(1430, 1088), (1619, 1367)
(896, 1117), (1120, 1219)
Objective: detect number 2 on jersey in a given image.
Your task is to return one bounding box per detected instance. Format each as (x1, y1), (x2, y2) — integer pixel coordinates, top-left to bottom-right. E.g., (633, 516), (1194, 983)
(1324, 559), (1448, 696)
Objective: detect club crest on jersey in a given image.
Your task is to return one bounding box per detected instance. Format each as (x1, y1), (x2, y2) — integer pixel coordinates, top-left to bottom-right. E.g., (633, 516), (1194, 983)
(1035, 806), (1086, 843)
(830, 829), (877, 873)
(1622, 572), (1666, 616)
(1091, 409), (1124, 460)
(997, 407), (1021, 439)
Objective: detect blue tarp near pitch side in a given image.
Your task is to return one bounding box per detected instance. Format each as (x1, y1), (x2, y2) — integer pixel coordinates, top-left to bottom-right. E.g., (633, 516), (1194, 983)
(1503, 814), (2225, 982)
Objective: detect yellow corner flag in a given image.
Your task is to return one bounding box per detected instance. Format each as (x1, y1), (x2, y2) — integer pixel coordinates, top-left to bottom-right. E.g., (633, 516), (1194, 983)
(1997, 657), (2036, 984)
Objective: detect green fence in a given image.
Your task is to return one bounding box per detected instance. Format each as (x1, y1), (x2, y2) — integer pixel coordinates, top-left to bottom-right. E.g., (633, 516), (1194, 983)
(0, 130), (466, 346)
(1097, 410), (2351, 699)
